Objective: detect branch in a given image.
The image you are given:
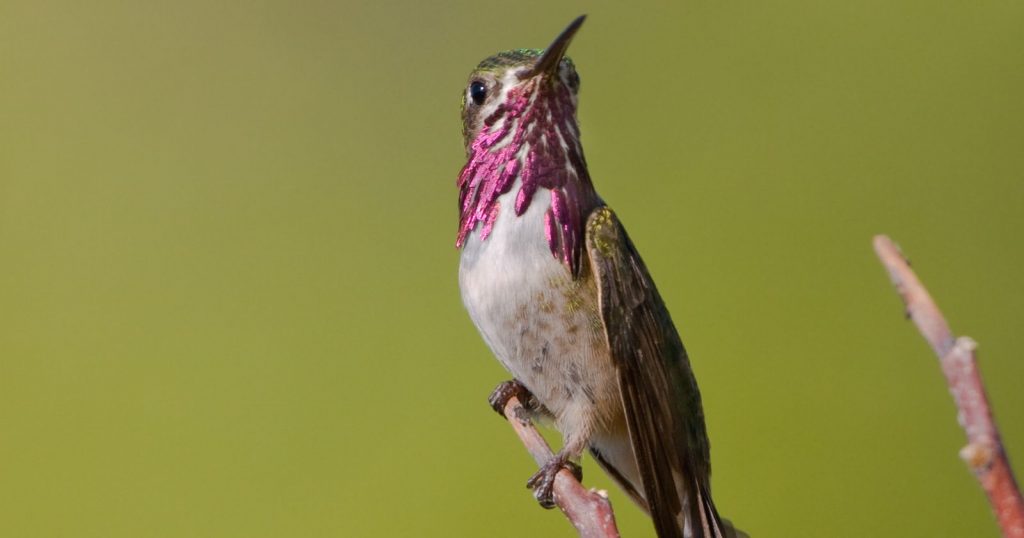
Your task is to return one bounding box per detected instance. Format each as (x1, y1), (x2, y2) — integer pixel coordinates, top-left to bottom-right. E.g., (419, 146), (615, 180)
(499, 395), (621, 538)
(873, 234), (1024, 538)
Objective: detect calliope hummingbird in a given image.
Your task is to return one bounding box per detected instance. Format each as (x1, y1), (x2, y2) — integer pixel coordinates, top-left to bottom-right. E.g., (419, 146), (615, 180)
(456, 15), (743, 538)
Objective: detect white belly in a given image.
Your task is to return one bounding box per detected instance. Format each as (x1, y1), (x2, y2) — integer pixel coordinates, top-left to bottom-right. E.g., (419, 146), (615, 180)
(458, 186), (619, 430)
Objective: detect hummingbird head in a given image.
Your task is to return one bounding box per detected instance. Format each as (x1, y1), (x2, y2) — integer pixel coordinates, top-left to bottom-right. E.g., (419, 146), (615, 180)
(459, 22), (583, 150)
(456, 15), (597, 276)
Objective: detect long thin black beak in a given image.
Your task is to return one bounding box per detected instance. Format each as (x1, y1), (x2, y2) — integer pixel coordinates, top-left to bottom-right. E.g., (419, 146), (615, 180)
(527, 15), (586, 78)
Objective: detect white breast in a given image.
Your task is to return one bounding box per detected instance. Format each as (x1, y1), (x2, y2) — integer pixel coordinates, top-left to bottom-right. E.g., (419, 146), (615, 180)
(458, 181), (561, 372)
(458, 182), (619, 431)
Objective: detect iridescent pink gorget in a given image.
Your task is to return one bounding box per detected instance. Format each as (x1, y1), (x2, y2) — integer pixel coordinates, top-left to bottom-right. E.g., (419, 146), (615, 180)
(456, 70), (599, 276)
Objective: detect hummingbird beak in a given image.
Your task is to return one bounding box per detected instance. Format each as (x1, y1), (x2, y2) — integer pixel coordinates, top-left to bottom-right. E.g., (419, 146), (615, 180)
(526, 15), (586, 79)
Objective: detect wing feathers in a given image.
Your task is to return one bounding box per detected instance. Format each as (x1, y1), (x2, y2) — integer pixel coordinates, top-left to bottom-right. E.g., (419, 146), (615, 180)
(585, 207), (723, 538)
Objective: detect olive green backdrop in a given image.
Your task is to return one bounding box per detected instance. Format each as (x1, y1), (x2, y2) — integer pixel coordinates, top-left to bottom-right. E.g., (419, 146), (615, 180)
(2, 1), (1022, 536)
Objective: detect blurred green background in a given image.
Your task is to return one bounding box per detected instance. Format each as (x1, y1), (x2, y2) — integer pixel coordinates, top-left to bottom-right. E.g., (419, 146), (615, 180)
(2, 1), (1022, 536)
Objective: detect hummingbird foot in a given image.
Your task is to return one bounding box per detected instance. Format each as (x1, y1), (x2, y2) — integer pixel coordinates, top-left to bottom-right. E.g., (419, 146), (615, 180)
(526, 453), (583, 509)
(488, 379), (535, 418)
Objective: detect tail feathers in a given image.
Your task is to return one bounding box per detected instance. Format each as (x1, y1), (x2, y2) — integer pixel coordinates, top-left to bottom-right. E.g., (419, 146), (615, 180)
(693, 484), (748, 538)
(588, 445), (747, 538)
(692, 483), (723, 538)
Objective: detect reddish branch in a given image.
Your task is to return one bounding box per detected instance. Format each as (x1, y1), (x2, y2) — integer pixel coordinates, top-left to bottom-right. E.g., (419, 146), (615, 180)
(873, 235), (1024, 538)
(499, 395), (621, 538)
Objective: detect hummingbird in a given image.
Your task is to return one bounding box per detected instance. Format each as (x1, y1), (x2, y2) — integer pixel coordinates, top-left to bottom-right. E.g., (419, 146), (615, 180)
(457, 16), (741, 538)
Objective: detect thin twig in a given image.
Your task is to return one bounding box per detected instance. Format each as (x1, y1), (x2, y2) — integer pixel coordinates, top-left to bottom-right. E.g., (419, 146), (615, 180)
(500, 395), (621, 538)
(873, 234), (1024, 538)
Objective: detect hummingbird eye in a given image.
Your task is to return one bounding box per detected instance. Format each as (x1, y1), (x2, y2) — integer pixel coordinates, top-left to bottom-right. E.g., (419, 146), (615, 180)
(469, 80), (487, 105)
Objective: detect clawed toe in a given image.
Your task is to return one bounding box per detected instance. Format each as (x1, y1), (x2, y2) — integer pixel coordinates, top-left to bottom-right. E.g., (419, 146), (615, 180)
(487, 382), (584, 510)
(488, 380), (532, 417)
(526, 457), (583, 509)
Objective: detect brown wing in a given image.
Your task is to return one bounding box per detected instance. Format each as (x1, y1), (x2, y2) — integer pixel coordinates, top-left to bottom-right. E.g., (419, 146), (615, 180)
(585, 206), (724, 538)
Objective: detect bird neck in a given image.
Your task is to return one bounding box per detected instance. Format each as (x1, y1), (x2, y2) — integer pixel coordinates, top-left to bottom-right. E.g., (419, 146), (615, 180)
(456, 78), (598, 276)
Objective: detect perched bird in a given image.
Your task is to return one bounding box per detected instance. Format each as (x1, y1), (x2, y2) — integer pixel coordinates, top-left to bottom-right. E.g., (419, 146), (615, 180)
(456, 16), (742, 538)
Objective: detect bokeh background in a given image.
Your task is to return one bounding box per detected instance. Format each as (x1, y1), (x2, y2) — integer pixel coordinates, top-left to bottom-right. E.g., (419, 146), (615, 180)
(2, 1), (1022, 536)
